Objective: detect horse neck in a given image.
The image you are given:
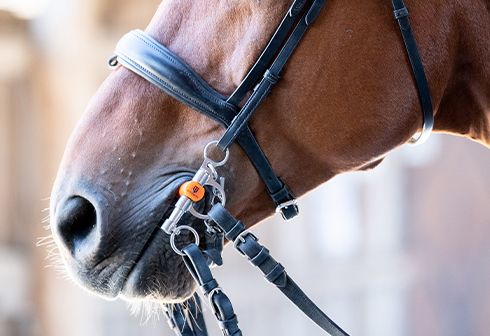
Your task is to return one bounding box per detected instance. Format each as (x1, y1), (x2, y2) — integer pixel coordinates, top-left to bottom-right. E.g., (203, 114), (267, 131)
(433, 0), (490, 146)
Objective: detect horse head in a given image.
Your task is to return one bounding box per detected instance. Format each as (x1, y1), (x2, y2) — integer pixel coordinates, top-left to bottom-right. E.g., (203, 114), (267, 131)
(49, 0), (489, 306)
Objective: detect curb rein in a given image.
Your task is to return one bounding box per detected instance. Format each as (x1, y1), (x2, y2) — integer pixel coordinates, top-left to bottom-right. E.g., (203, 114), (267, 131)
(109, 0), (433, 335)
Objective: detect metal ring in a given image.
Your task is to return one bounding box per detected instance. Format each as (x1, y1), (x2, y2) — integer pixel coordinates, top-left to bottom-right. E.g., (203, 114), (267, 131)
(212, 188), (226, 205)
(170, 225), (200, 256)
(204, 141), (229, 167)
(206, 162), (219, 179)
(189, 205), (209, 220)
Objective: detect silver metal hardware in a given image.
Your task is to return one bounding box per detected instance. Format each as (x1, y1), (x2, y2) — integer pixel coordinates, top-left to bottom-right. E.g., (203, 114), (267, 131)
(108, 55), (118, 68)
(170, 225), (200, 256)
(233, 230), (257, 250)
(161, 141), (228, 234)
(275, 199), (298, 215)
(204, 140), (229, 167)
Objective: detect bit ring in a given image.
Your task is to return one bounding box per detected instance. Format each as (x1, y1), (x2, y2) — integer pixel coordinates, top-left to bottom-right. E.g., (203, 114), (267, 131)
(170, 225), (200, 256)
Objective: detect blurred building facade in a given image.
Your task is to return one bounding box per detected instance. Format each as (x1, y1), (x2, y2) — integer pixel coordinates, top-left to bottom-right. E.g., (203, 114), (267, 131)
(0, 1), (489, 335)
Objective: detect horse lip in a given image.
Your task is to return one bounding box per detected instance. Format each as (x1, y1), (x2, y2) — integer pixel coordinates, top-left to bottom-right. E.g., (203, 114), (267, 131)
(117, 170), (194, 296)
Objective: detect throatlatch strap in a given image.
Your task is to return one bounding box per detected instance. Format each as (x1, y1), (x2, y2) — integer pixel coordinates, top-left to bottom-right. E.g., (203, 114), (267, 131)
(208, 204), (350, 336)
(391, 0), (434, 144)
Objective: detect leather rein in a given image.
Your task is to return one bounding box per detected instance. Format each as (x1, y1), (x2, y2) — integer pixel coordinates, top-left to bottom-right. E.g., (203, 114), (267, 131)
(109, 0), (434, 335)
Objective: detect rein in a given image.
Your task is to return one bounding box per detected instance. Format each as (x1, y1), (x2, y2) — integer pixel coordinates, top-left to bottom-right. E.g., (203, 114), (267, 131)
(109, 0), (434, 334)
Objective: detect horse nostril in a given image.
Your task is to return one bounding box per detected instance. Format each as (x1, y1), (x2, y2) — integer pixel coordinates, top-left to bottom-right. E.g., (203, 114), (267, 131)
(56, 196), (97, 255)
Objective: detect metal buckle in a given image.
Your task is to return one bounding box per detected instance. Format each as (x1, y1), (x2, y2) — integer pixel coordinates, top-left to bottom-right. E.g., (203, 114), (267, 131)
(233, 230), (257, 253)
(275, 199), (298, 219)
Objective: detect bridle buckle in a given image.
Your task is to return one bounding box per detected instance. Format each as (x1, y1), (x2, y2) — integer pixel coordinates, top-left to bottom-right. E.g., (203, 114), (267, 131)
(275, 199), (299, 220)
(233, 230), (258, 253)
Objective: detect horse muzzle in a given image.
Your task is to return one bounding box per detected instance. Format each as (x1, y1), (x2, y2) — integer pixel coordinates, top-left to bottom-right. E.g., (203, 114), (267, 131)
(50, 172), (200, 300)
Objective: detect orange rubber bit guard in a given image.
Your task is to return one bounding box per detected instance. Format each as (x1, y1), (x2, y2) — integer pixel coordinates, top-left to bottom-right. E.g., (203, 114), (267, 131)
(179, 181), (205, 202)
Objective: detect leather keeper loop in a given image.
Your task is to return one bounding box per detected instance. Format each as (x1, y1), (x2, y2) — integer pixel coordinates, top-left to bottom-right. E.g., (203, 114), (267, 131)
(226, 221), (245, 242)
(201, 279), (219, 294)
(393, 7), (409, 20)
(264, 69), (279, 84)
(265, 263), (286, 283)
(250, 246), (270, 266)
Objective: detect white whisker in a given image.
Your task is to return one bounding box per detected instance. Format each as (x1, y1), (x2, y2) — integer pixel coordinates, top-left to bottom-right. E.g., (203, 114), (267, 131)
(36, 235), (55, 247)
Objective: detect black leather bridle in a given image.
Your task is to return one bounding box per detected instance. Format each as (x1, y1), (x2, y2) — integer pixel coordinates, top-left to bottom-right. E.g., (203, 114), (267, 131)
(109, 0), (434, 335)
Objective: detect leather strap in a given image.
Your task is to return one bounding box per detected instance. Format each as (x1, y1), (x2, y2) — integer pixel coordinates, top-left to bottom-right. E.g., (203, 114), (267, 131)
(236, 129), (298, 219)
(218, 0), (326, 150)
(391, 0), (434, 144)
(227, 0), (310, 105)
(182, 244), (242, 336)
(208, 204), (350, 336)
(114, 30), (237, 124)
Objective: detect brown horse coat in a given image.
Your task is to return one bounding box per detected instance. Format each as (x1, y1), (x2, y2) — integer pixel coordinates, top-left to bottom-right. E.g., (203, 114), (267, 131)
(50, 0), (489, 301)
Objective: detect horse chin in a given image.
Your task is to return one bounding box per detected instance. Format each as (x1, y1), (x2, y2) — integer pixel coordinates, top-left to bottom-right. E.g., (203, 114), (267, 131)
(118, 215), (202, 303)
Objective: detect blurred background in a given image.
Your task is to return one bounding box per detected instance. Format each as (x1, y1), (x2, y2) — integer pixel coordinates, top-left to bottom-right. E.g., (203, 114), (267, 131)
(1, 1), (489, 335)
